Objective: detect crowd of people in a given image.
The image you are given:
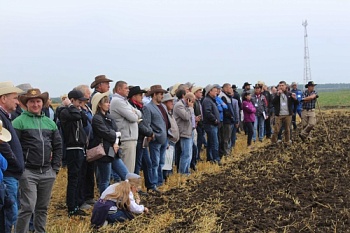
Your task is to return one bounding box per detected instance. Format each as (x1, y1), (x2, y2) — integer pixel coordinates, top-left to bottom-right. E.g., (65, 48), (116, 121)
(0, 76), (319, 231)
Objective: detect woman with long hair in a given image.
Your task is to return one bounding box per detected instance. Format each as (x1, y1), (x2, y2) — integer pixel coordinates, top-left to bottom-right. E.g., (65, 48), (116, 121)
(91, 173), (149, 228)
(90, 92), (128, 194)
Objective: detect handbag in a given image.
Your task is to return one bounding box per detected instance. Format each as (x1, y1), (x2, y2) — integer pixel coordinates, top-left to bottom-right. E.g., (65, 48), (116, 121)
(86, 143), (106, 162)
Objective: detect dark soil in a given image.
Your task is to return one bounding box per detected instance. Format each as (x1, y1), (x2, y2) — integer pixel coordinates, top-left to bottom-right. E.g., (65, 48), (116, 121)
(124, 111), (350, 232)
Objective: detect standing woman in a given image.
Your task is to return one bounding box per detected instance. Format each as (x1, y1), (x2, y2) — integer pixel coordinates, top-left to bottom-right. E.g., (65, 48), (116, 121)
(242, 92), (256, 148)
(91, 92), (127, 195)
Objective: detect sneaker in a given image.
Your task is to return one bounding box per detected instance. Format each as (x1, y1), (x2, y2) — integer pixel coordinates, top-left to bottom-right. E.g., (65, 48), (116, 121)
(147, 187), (162, 195)
(80, 203), (92, 210)
(138, 190), (149, 197)
(68, 209), (88, 217)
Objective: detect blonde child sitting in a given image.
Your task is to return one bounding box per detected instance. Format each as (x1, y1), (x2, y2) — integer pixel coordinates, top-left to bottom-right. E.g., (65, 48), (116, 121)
(91, 173), (149, 228)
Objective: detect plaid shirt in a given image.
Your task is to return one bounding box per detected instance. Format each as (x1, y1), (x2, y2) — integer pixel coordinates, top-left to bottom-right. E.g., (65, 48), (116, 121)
(302, 90), (318, 109)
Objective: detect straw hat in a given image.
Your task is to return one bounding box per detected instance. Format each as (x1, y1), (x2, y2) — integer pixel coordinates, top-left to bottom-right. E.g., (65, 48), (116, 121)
(0, 81), (23, 96)
(0, 120), (11, 142)
(191, 86), (203, 94)
(91, 91), (110, 114)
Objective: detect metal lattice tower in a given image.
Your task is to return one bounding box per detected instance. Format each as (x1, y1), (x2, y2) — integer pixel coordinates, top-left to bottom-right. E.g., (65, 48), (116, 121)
(302, 20), (312, 87)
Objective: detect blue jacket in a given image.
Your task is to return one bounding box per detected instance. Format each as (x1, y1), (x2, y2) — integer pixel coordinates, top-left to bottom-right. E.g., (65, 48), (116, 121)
(0, 153), (8, 182)
(291, 88), (303, 112)
(215, 96), (228, 122)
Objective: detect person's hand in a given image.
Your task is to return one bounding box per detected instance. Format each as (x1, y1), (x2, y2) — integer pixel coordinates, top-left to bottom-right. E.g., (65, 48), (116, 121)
(291, 93), (296, 99)
(187, 99), (194, 108)
(144, 207), (149, 214)
(113, 143), (119, 153)
(195, 115), (201, 122)
(311, 94), (317, 99)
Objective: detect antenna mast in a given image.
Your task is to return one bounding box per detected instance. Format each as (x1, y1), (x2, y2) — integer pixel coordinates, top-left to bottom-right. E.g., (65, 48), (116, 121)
(302, 20), (312, 88)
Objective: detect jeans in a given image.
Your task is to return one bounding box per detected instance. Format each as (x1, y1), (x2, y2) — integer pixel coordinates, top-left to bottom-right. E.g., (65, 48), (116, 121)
(203, 124), (220, 162)
(149, 140), (167, 187)
(253, 115), (265, 141)
(111, 157), (128, 181)
(0, 176), (18, 233)
(158, 140), (167, 186)
(66, 149), (85, 212)
(106, 209), (131, 223)
(135, 139), (153, 189)
(96, 161), (112, 195)
(16, 168), (56, 233)
(179, 137), (193, 175)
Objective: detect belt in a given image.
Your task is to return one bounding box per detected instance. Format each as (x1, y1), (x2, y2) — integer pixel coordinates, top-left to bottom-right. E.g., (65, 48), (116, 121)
(303, 109), (315, 111)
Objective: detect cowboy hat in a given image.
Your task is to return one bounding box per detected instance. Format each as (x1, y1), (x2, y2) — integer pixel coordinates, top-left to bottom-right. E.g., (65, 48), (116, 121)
(191, 86), (203, 94)
(19, 88), (49, 105)
(147, 85), (167, 96)
(242, 82), (252, 89)
(91, 91), (110, 114)
(161, 93), (175, 103)
(0, 81), (24, 96)
(305, 81), (317, 88)
(205, 84), (217, 94)
(0, 120), (12, 142)
(170, 83), (181, 96)
(16, 83), (33, 94)
(128, 86), (147, 99)
(90, 75), (113, 89)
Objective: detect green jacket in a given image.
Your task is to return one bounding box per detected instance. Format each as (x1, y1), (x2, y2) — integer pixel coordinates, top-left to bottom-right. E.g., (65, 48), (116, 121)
(12, 111), (62, 173)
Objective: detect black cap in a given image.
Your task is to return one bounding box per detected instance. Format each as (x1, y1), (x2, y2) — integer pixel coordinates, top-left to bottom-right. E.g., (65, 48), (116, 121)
(68, 90), (88, 101)
(232, 84), (237, 89)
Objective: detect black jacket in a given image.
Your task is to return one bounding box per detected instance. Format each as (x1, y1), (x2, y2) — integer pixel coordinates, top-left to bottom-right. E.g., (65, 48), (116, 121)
(90, 112), (118, 163)
(233, 90), (242, 111)
(59, 105), (88, 148)
(0, 109), (24, 179)
(128, 100), (153, 140)
(272, 91), (299, 116)
(202, 95), (220, 126)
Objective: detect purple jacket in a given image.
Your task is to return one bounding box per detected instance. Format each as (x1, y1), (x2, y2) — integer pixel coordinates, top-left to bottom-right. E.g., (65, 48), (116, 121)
(242, 100), (256, 122)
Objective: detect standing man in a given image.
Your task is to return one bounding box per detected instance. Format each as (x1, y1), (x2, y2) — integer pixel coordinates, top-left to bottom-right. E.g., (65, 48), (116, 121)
(202, 84), (221, 165)
(110, 81), (142, 173)
(90, 75), (113, 102)
(270, 81), (298, 145)
(299, 81), (318, 142)
(251, 84), (267, 143)
(59, 89), (89, 217)
(192, 86), (204, 159)
(290, 82), (303, 129)
(173, 92), (195, 175)
(142, 85), (168, 192)
(13, 88), (62, 233)
(0, 82), (24, 233)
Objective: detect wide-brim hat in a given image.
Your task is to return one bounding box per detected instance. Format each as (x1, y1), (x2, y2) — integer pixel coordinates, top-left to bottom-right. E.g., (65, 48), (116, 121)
(170, 83), (181, 96)
(0, 120), (11, 142)
(128, 86), (147, 99)
(305, 81), (317, 88)
(253, 83), (262, 89)
(205, 84), (216, 95)
(242, 82), (252, 89)
(191, 86), (203, 94)
(0, 81), (24, 96)
(90, 75), (113, 89)
(91, 91), (110, 114)
(161, 93), (175, 103)
(147, 85), (167, 96)
(232, 84), (237, 89)
(16, 83), (33, 94)
(19, 88), (49, 106)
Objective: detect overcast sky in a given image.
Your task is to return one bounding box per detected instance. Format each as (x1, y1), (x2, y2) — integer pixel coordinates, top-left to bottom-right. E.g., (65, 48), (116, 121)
(1, 0), (349, 97)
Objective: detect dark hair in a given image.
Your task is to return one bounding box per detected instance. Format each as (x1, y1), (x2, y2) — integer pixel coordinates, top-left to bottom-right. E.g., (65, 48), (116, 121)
(114, 81), (127, 93)
(279, 81), (287, 85)
(243, 92), (251, 100)
(175, 89), (186, 99)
